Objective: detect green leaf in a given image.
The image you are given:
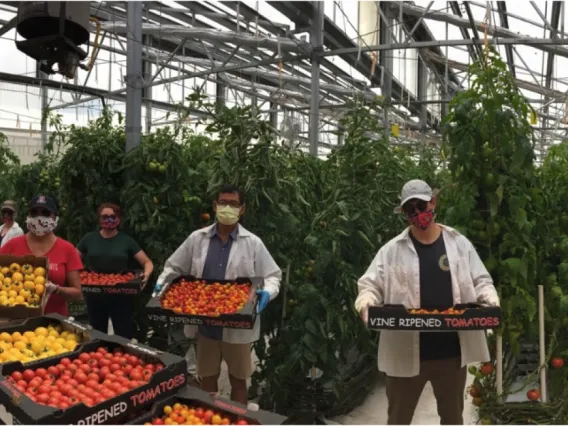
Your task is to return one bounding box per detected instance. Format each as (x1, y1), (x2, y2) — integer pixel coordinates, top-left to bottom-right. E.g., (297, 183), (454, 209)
(496, 185), (504, 203)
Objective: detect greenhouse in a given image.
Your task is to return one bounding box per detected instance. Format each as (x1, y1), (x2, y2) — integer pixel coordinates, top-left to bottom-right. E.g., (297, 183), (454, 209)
(0, 1), (566, 425)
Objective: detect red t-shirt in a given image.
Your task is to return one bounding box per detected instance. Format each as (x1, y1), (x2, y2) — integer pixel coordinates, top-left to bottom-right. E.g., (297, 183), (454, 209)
(0, 235), (83, 316)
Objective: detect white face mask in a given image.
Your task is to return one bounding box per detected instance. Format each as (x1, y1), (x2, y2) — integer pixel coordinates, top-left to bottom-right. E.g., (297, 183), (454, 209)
(216, 205), (240, 226)
(26, 216), (58, 236)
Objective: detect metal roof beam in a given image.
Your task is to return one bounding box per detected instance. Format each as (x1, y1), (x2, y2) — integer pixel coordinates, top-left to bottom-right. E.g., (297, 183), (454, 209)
(448, 1), (479, 62)
(497, 1), (516, 78)
(401, 3), (568, 59)
(543, 1), (562, 130)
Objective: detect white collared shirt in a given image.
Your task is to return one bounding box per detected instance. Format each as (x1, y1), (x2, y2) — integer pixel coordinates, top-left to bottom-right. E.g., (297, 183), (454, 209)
(0, 222), (23, 247)
(355, 224), (499, 377)
(158, 223), (282, 344)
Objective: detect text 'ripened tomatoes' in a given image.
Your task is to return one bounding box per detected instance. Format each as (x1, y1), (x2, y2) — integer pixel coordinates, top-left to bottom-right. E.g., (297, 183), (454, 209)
(7, 346), (164, 410)
(80, 271), (136, 286)
(144, 402), (255, 426)
(160, 280), (250, 317)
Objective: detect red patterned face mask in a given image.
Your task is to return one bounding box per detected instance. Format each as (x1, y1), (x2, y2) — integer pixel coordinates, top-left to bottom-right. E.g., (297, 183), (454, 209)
(407, 210), (435, 230)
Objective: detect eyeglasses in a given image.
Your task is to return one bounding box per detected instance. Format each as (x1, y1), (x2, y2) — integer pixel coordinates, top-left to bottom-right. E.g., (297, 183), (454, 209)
(217, 200), (242, 208)
(29, 209), (51, 217)
(101, 215), (117, 220)
(402, 199), (428, 216)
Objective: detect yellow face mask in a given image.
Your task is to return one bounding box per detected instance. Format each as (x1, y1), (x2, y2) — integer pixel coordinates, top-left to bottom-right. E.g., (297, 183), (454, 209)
(216, 205), (240, 225)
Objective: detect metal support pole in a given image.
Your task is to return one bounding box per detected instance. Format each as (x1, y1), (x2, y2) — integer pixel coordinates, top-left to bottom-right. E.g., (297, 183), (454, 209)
(309, 1), (324, 157)
(36, 63), (48, 149)
(142, 35), (153, 134)
(417, 56), (428, 129)
(126, 1), (143, 152)
(269, 101), (278, 129)
(216, 74), (225, 110)
(381, 6), (395, 132)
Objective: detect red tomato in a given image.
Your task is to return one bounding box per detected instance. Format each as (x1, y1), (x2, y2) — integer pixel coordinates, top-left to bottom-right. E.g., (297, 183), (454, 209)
(117, 386), (129, 394)
(67, 378), (79, 387)
(126, 356), (139, 367)
(101, 389), (115, 399)
(114, 370), (125, 377)
(75, 373), (88, 384)
(57, 364), (67, 373)
(112, 348), (123, 356)
(83, 397), (95, 407)
(86, 379), (99, 389)
(60, 358), (72, 366)
(109, 363), (121, 372)
(10, 371), (23, 382)
(58, 401), (69, 410)
(72, 359), (83, 367)
(79, 353), (91, 363)
(47, 366), (59, 377)
(22, 369), (35, 382)
(130, 371), (143, 381)
(29, 378), (42, 388)
(36, 393), (50, 404)
(79, 364), (91, 374)
(92, 352), (103, 361)
(99, 359), (111, 368)
(38, 384), (52, 394)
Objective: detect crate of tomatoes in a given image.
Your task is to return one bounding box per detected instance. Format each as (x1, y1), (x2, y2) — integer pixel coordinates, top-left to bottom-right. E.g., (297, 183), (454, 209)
(146, 277), (260, 329)
(127, 385), (287, 425)
(367, 303), (502, 331)
(80, 270), (143, 297)
(0, 313), (91, 367)
(0, 331), (188, 424)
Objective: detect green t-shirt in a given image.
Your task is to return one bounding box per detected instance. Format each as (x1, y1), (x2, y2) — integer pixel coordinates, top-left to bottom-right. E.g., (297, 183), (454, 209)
(77, 231), (142, 274)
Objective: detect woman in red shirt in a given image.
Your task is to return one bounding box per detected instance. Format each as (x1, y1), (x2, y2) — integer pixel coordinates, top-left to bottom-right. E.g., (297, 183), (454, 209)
(0, 195), (82, 316)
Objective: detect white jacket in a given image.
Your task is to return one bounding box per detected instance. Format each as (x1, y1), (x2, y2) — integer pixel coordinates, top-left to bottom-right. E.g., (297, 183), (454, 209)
(157, 223), (282, 344)
(355, 225), (499, 378)
(0, 222), (23, 247)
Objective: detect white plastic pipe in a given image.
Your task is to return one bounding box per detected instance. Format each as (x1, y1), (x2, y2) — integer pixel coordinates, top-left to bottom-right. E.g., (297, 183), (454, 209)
(496, 332), (503, 403)
(538, 284), (547, 403)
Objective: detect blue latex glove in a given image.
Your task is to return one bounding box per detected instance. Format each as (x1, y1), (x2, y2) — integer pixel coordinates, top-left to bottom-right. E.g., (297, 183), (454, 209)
(256, 290), (270, 313)
(152, 281), (164, 297)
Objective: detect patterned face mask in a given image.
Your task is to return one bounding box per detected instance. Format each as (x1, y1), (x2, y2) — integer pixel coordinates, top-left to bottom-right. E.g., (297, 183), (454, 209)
(407, 210), (435, 230)
(26, 216), (58, 236)
(100, 216), (120, 230)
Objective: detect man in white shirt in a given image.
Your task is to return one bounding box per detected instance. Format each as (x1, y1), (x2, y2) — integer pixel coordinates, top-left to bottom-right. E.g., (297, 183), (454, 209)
(355, 179), (500, 425)
(154, 184), (281, 405)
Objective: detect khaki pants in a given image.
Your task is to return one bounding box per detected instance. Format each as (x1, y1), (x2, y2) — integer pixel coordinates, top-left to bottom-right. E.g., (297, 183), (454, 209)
(196, 334), (253, 380)
(386, 357), (467, 425)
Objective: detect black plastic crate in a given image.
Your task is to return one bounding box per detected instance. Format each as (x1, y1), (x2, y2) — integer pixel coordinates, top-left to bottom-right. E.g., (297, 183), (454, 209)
(0, 331), (188, 424)
(146, 276), (260, 329)
(127, 385), (286, 425)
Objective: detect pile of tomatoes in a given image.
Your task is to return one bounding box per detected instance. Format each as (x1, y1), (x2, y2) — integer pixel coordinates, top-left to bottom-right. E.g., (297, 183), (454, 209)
(408, 307), (465, 315)
(80, 271), (137, 286)
(8, 346), (163, 409)
(161, 280), (250, 317)
(145, 402), (251, 425)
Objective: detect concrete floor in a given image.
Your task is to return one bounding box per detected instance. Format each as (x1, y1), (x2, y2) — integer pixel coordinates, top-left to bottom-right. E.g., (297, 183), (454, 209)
(332, 371), (478, 425)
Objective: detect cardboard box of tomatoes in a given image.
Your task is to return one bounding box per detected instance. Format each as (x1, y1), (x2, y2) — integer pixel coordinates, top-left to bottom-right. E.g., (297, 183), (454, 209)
(126, 385), (287, 425)
(80, 269), (143, 297)
(367, 303), (502, 331)
(0, 331), (188, 424)
(0, 254), (50, 320)
(145, 276), (260, 330)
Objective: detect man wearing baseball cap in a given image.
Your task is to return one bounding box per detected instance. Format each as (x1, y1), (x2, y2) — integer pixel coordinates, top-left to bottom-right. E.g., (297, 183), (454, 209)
(355, 179), (499, 425)
(0, 200), (23, 248)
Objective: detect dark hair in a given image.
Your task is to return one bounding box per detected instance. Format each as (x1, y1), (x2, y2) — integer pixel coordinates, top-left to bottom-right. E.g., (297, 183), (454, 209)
(217, 184), (245, 205)
(97, 202), (122, 218)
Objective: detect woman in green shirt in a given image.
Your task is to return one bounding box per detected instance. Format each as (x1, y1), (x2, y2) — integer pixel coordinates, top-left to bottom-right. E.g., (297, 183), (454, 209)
(77, 203), (153, 338)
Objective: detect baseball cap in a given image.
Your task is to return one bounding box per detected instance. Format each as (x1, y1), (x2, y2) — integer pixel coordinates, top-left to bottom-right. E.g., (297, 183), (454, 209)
(399, 179), (435, 207)
(0, 200), (17, 213)
(29, 195), (58, 214)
